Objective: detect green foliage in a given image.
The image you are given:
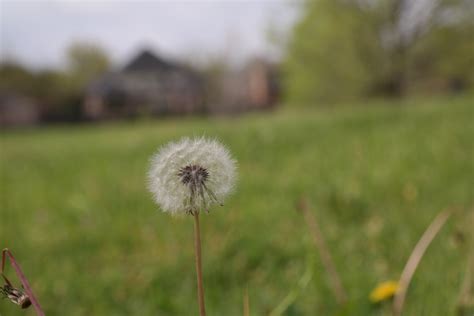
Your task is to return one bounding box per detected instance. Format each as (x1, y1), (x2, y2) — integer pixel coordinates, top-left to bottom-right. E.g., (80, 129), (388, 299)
(0, 42), (110, 121)
(0, 63), (37, 95)
(284, 0), (382, 104)
(0, 63), (77, 120)
(0, 97), (473, 315)
(66, 42), (110, 90)
(410, 21), (474, 92)
(283, 0), (474, 105)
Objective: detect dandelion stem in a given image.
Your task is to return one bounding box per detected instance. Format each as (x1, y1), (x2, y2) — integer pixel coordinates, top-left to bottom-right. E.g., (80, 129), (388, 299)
(193, 212), (206, 316)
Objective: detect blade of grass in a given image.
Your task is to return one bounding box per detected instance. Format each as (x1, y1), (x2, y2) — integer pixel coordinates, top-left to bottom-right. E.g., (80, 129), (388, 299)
(296, 197), (347, 305)
(269, 257), (313, 316)
(1, 248), (45, 316)
(393, 209), (452, 316)
(456, 209), (474, 315)
(243, 286), (250, 316)
(456, 260), (473, 315)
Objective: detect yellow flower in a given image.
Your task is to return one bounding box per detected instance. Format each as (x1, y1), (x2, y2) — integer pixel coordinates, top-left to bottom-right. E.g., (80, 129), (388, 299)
(369, 281), (399, 303)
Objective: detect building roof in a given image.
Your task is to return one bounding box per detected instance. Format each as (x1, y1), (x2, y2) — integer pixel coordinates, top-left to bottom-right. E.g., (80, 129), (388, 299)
(122, 50), (175, 73)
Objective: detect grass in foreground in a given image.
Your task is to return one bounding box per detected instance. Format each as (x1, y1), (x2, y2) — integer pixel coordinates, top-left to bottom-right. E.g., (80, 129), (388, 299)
(0, 96), (473, 315)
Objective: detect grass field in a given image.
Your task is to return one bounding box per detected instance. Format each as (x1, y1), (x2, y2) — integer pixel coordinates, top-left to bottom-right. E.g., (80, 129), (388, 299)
(1, 96), (473, 315)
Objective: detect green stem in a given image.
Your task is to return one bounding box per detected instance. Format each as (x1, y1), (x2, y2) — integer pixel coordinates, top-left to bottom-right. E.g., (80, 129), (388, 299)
(193, 212), (206, 316)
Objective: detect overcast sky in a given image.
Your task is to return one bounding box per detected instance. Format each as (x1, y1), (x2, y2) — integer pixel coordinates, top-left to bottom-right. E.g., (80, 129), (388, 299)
(0, 0), (300, 70)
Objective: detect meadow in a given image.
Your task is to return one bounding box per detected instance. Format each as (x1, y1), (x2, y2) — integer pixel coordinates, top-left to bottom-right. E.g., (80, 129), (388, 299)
(0, 96), (473, 315)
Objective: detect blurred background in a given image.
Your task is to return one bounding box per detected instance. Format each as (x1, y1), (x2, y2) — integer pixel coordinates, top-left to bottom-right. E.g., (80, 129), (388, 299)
(0, 0), (473, 315)
(0, 0), (472, 125)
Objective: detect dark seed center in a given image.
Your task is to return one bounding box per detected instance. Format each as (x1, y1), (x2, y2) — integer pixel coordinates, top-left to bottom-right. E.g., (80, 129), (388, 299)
(178, 165), (209, 186)
(177, 164), (221, 213)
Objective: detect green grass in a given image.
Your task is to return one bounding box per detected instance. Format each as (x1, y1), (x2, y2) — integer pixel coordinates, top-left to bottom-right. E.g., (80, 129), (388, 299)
(1, 96), (473, 315)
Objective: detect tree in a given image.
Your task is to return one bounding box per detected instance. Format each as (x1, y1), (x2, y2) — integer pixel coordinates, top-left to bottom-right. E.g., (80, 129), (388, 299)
(0, 63), (36, 95)
(283, 0), (474, 105)
(65, 42), (110, 90)
(0, 43), (111, 122)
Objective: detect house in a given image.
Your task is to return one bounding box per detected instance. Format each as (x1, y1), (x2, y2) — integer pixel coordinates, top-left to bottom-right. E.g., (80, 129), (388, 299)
(83, 50), (205, 120)
(207, 58), (280, 114)
(83, 50), (280, 120)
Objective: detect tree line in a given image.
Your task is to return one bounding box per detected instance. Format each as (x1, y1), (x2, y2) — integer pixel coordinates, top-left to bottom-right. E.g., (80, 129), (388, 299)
(283, 0), (474, 105)
(0, 43), (109, 122)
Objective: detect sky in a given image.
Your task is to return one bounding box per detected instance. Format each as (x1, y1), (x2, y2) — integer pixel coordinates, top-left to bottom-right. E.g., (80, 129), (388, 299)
(0, 0), (300, 70)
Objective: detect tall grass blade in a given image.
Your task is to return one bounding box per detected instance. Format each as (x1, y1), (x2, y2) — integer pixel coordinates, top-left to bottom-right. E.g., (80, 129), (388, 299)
(393, 209), (452, 316)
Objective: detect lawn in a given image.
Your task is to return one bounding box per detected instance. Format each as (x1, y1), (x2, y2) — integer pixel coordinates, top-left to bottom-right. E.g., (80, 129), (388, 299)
(0, 96), (473, 315)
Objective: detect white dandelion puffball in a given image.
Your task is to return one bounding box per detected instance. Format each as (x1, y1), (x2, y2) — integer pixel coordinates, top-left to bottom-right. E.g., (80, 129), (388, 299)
(148, 137), (237, 215)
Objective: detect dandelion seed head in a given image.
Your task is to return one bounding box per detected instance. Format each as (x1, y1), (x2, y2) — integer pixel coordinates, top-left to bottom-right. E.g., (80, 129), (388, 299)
(148, 137), (237, 215)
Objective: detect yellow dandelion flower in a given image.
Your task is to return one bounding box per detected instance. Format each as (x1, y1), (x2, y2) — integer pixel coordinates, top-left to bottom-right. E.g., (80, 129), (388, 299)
(369, 281), (399, 303)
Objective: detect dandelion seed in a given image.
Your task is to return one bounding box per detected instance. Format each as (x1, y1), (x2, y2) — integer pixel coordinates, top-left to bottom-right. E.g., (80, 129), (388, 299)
(148, 137), (236, 215)
(0, 283), (31, 309)
(1, 249), (43, 315)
